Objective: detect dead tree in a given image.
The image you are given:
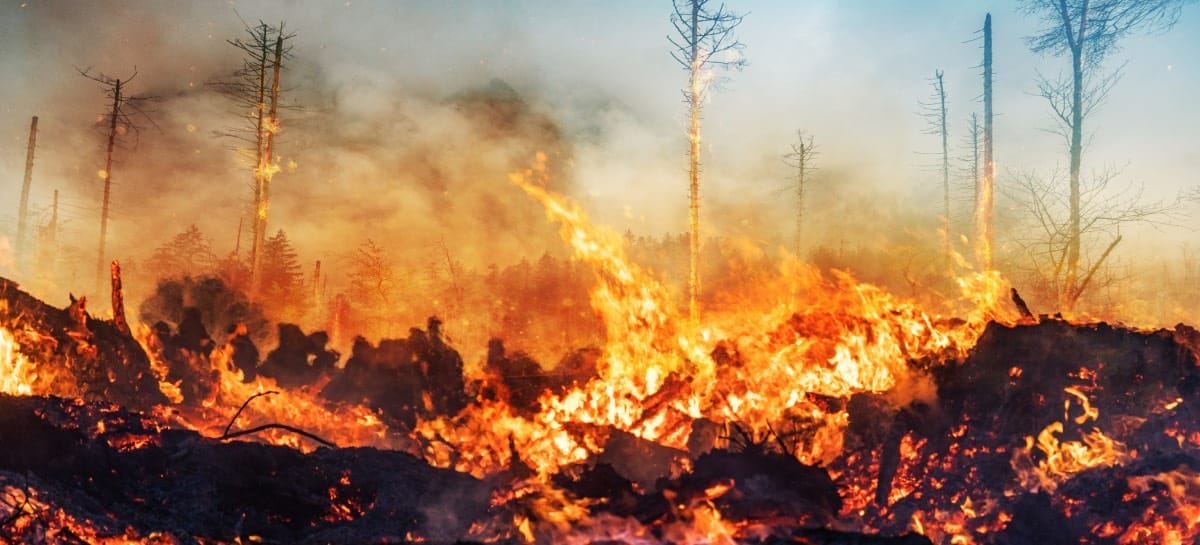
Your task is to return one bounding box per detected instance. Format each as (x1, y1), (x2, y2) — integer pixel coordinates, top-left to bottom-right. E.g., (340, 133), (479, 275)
(212, 21), (294, 299)
(669, 0), (746, 323)
(977, 12), (995, 270)
(920, 70), (951, 271)
(428, 238), (464, 323)
(961, 113), (982, 213)
(15, 116), (37, 273)
(955, 112), (983, 257)
(1006, 166), (1174, 309)
(34, 190), (58, 285)
(312, 259), (322, 304)
(1020, 0), (1189, 309)
(78, 68), (156, 294)
(782, 131), (818, 257)
(348, 238), (398, 336)
(349, 238), (396, 308)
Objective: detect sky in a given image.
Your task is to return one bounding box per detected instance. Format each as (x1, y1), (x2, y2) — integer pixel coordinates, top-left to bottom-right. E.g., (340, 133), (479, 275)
(0, 0), (1197, 293)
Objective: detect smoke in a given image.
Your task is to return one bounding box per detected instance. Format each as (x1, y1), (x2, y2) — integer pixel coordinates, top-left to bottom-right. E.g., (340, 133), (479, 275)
(0, 236), (12, 278)
(1, 2), (1195, 328)
(1, 2), (579, 304)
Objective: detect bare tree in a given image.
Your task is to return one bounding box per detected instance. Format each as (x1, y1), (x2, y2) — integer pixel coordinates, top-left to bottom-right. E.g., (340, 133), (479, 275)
(426, 238), (464, 323)
(669, 0), (746, 323)
(961, 113), (982, 213)
(977, 12), (996, 269)
(1020, 0), (1189, 308)
(782, 131), (817, 257)
(920, 70), (951, 271)
(78, 67), (157, 293)
(349, 238), (396, 309)
(1006, 166), (1174, 309)
(212, 20), (295, 299)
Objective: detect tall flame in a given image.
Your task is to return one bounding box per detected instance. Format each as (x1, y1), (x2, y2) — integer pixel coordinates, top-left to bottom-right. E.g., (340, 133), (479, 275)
(0, 326), (33, 396)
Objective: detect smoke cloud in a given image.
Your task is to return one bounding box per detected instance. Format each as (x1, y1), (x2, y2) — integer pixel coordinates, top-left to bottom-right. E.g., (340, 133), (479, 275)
(0, 1), (1195, 324)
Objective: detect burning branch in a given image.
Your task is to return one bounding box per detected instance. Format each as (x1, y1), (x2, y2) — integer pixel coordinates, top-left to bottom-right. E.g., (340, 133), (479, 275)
(219, 423), (336, 449)
(109, 260), (129, 336)
(217, 390), (336, 449)
(222, 389), (279, 436)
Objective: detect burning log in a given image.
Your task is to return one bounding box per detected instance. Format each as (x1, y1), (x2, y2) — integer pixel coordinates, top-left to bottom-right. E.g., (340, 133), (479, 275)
(109, 260), (130, 336)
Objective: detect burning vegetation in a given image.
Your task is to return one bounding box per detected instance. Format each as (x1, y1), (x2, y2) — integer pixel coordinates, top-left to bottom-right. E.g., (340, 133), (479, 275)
(2, 1), (1199, 544)
(3, 161), (1200, 543)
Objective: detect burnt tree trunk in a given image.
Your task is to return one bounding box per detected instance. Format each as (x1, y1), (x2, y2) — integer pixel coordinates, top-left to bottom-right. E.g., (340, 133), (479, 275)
(15, 116), (37, 273)
(109, 260), (129, 336)
(96, 79), (120, 294)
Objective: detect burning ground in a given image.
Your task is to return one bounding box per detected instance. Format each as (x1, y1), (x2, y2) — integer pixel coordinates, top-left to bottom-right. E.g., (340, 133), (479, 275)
(2, 170), (1200, 545)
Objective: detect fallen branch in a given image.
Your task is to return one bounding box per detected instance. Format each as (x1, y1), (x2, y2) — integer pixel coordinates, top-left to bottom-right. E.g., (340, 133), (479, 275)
(223, 390), (279, 436)
(219, 424), (336, 449)
(216, 390), (336, 448)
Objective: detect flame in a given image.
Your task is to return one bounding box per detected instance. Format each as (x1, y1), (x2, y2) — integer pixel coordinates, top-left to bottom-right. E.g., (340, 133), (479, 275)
(414, 154), (1004, 478)
(143, 337), (403, 453)
(411, 154), (1015, 545)
(1013, 387), (1130, 492)
(0, 326), (34, 396)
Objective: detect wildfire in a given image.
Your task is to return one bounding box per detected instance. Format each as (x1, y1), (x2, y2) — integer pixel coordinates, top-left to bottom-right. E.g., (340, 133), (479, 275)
(409, 154), (1019, 541)
(10, 149), (1197, 544)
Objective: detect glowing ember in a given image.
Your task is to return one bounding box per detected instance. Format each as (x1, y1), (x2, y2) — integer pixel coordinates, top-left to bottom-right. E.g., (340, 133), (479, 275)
(1012, 387), (1131, 493)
